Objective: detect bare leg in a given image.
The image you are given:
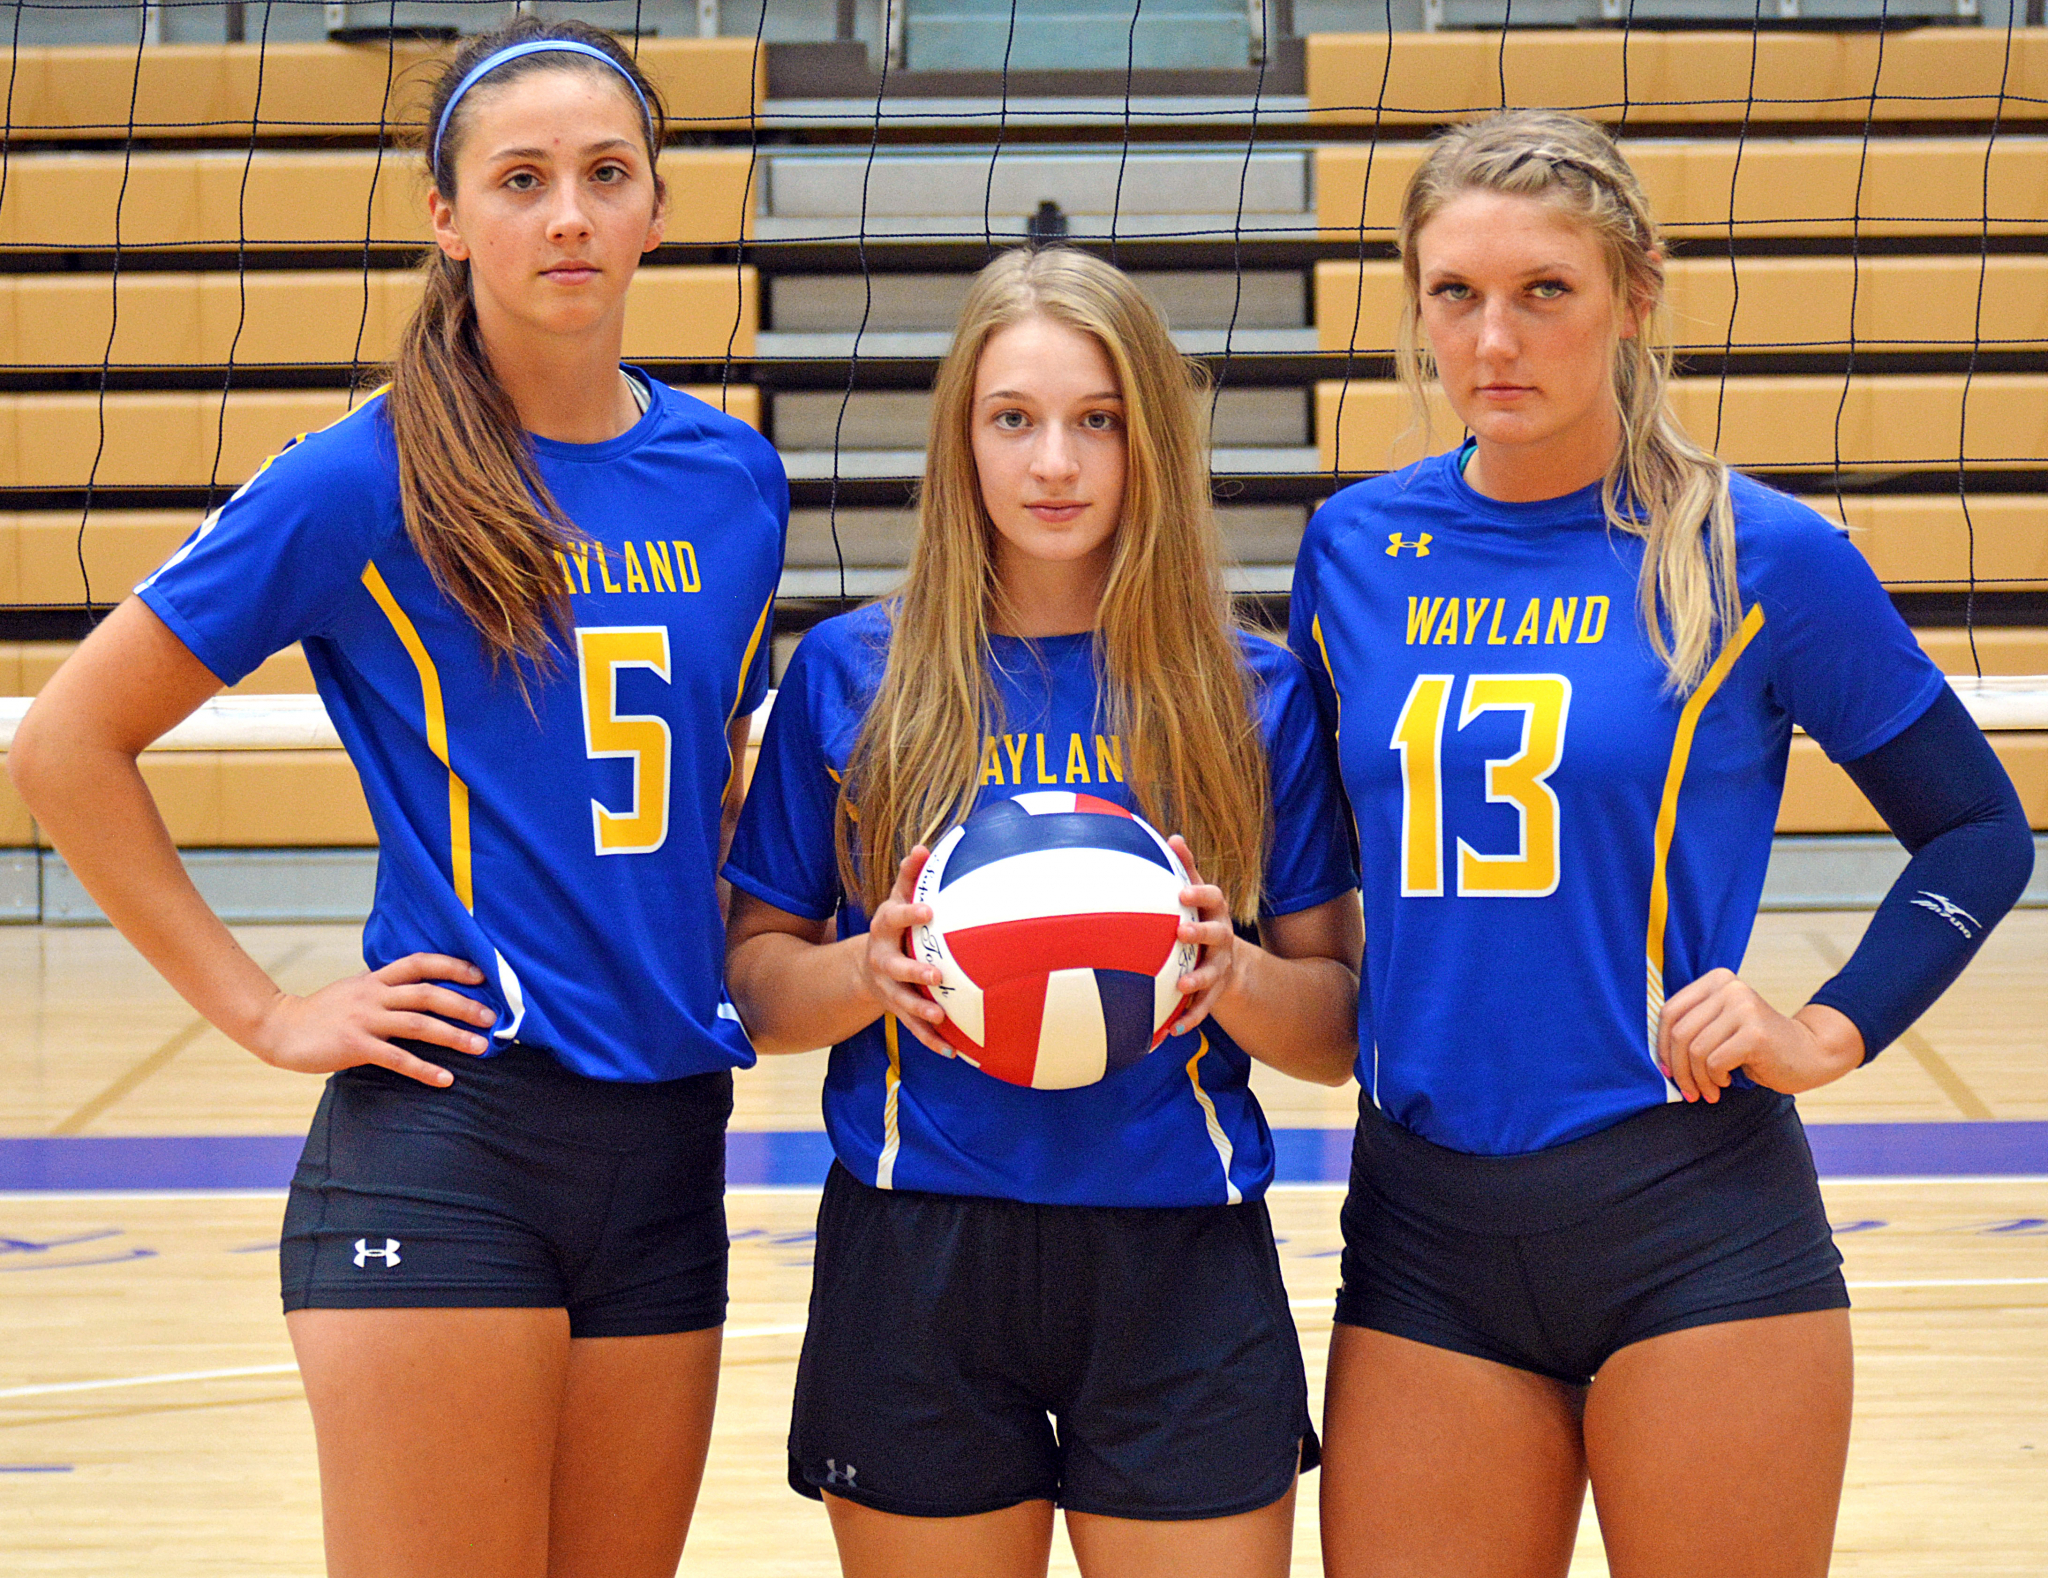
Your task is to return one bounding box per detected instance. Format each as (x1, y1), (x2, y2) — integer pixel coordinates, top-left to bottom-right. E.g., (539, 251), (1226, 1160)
(1585, 1310), (1853, 1578)
(548, 1327), (724, 1578)
(1067, 1480), (1296, 1578)
(823, 1493), (1056, 1578)
(288, 1307), (570, 1578)
(1320, 1324), (1588, 1578)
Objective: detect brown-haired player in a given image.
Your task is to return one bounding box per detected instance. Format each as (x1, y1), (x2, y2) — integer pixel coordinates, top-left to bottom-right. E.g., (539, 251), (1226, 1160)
(9, 19), (785, 1576)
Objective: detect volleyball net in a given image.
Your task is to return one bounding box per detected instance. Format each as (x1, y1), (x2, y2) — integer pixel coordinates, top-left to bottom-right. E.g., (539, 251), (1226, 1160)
(0, 0), (2041, 757)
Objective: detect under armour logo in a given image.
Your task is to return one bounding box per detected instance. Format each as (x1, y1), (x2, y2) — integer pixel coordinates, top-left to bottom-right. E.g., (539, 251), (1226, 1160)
(1910, 891), (1980, 939)
(352, 1237), (402, 1268)
(821, 1459), (858, 1488)
(1385, 533), (1432, 558)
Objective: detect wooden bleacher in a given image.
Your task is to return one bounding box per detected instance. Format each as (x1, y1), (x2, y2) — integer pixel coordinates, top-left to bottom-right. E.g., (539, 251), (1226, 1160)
(0, 37), (764, 137)
(0, 28), (2041, 858)
(0, 267), (757, 365)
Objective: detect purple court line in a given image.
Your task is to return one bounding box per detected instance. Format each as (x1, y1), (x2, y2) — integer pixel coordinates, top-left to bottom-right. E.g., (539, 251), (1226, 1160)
(1, 1126), (2044, 1193)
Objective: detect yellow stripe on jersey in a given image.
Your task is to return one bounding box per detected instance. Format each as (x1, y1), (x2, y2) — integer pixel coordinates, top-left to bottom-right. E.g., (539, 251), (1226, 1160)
(1643, 603), (1767, 1053)
(1184, 1034), (1243, 1206)
(877, 1014), (904, 1189)
(1310, 613), (1343, 736)
(724, 589), (776, 800)
(361, 559), (476, 913)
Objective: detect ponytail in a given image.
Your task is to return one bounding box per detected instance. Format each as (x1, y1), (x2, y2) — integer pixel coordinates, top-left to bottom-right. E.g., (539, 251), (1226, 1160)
(385, 18), (667, 676)
(1396, 111), (1741, 695)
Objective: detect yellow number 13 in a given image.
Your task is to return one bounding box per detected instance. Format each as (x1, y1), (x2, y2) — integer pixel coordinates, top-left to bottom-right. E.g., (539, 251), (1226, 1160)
(1391, 673), (1571, 899)
(576, 627), (673, 856)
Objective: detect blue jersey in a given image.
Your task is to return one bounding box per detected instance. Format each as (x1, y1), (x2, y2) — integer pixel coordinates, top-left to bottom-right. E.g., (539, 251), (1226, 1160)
(1290, 448), (1947, 1156)
(139, 376), (786, 1082)
(725, 603), (1358, 1207)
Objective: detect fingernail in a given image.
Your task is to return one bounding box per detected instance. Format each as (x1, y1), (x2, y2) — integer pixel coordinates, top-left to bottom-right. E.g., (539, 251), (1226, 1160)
(470, 1035), (486, 1052)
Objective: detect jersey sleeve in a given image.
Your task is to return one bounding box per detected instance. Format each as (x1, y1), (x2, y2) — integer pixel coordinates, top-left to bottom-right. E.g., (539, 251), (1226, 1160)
(136, 415), (392, 686)
(724, 630), (845, 923)
(1253, 641), (1359, 917)
(734, 428), (788, 721)
(1285, 505), (1344, 741)
(1747, 496), (1948, 763)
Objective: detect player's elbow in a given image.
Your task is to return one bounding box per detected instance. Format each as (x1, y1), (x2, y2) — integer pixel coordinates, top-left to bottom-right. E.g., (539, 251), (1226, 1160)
(1985, 805), (2037, 918)
(720, 962), (810, 1057)
(734, 1016), (818, 1058)
(1312, 1047), (1359, 1087)
(5, 699), (63, 815)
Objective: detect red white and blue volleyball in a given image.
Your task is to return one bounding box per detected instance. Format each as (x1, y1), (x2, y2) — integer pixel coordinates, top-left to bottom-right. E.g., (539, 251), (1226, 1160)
(909, 792), (1198, 1090)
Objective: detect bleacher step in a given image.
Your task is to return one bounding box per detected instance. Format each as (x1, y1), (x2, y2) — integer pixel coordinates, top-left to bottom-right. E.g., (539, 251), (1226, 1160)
(771, 270), (1307, 333)
(778, 446), (1322, 480)
(758, 329), (1319, 357)
(770, 385), (1307, 450)
(761, 148), (1310, 219)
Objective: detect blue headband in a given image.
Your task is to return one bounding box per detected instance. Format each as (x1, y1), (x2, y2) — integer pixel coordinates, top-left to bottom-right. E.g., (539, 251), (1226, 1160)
(432, 39), (653, 174)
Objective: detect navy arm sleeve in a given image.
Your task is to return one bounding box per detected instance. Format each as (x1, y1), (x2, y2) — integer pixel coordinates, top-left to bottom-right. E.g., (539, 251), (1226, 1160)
(1807, 686), (2034, 1060)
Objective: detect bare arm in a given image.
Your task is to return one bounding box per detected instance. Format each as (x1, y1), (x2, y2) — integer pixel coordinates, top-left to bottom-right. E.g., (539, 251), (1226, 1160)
(725, 850), (954, 1057)
(7, 597), (495, 1086)
(1167, 836), (1362, 1088)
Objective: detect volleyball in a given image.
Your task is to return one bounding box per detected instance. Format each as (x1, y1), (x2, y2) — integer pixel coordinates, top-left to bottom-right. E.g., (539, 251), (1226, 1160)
(909, 793), (1199, 1090)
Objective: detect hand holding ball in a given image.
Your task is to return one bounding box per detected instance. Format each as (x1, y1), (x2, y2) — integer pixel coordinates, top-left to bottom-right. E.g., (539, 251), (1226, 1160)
(908, 793), (1199, 1090)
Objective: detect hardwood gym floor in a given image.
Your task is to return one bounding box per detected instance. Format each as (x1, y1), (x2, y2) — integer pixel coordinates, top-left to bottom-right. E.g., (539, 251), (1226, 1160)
(2, 913), (2043, 1575)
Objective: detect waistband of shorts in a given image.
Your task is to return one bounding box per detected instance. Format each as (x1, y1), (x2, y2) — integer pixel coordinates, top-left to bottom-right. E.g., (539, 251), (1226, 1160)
(1351, 1084), (1796, 1236)
(342, 1039), (733, 1135)
(825, 1158), (1269, 1223)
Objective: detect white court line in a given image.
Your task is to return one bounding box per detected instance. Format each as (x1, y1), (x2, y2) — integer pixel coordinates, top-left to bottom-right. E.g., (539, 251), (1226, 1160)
(0, 1363), (299, 1400)
(1819, 1176), (2048, 1187)
(11, 1277), (2047, 1405)
(1843, 1276), (2048, 1291)
(1283, 1277), (2048, 1319)
(0, 1322), (814, 1402)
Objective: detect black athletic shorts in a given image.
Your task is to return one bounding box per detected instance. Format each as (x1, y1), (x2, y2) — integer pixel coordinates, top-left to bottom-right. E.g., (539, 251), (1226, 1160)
(1334, 1084), (1848, 1385)
(788, 1162), (1318, 1521)
(280, 1039), (732, 1338)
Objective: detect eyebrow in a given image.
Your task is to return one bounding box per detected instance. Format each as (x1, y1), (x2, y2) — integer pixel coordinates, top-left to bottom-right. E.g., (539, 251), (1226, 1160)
(980, 388), (1123, 403)
(485, 137), (637, 162)
(1426, 261), (1582, 279)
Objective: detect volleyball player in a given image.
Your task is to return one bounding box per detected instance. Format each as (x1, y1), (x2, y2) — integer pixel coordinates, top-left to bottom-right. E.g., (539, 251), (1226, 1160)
(724, 248), (1360, 1578)
(7, 20), (784, 1576)
(1292, 111), (2034, 1578)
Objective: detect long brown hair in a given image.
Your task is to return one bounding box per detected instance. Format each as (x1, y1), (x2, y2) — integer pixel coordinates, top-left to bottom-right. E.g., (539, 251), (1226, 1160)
(386, 18), (668, 674)
(1396, 110), (1741, 693)
(837, 248), (1273, 924)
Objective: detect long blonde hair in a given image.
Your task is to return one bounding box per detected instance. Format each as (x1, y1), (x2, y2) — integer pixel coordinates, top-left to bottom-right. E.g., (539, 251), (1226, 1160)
(386, 18), (667, 678)
(837, 248), (1271, 923)
(1396, 110), (1741, 693)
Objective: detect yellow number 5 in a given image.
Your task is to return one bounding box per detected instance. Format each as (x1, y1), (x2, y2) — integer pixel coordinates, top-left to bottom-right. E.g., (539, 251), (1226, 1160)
(1391, 672), (1571, 899)
(576, 627), (672, 856)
